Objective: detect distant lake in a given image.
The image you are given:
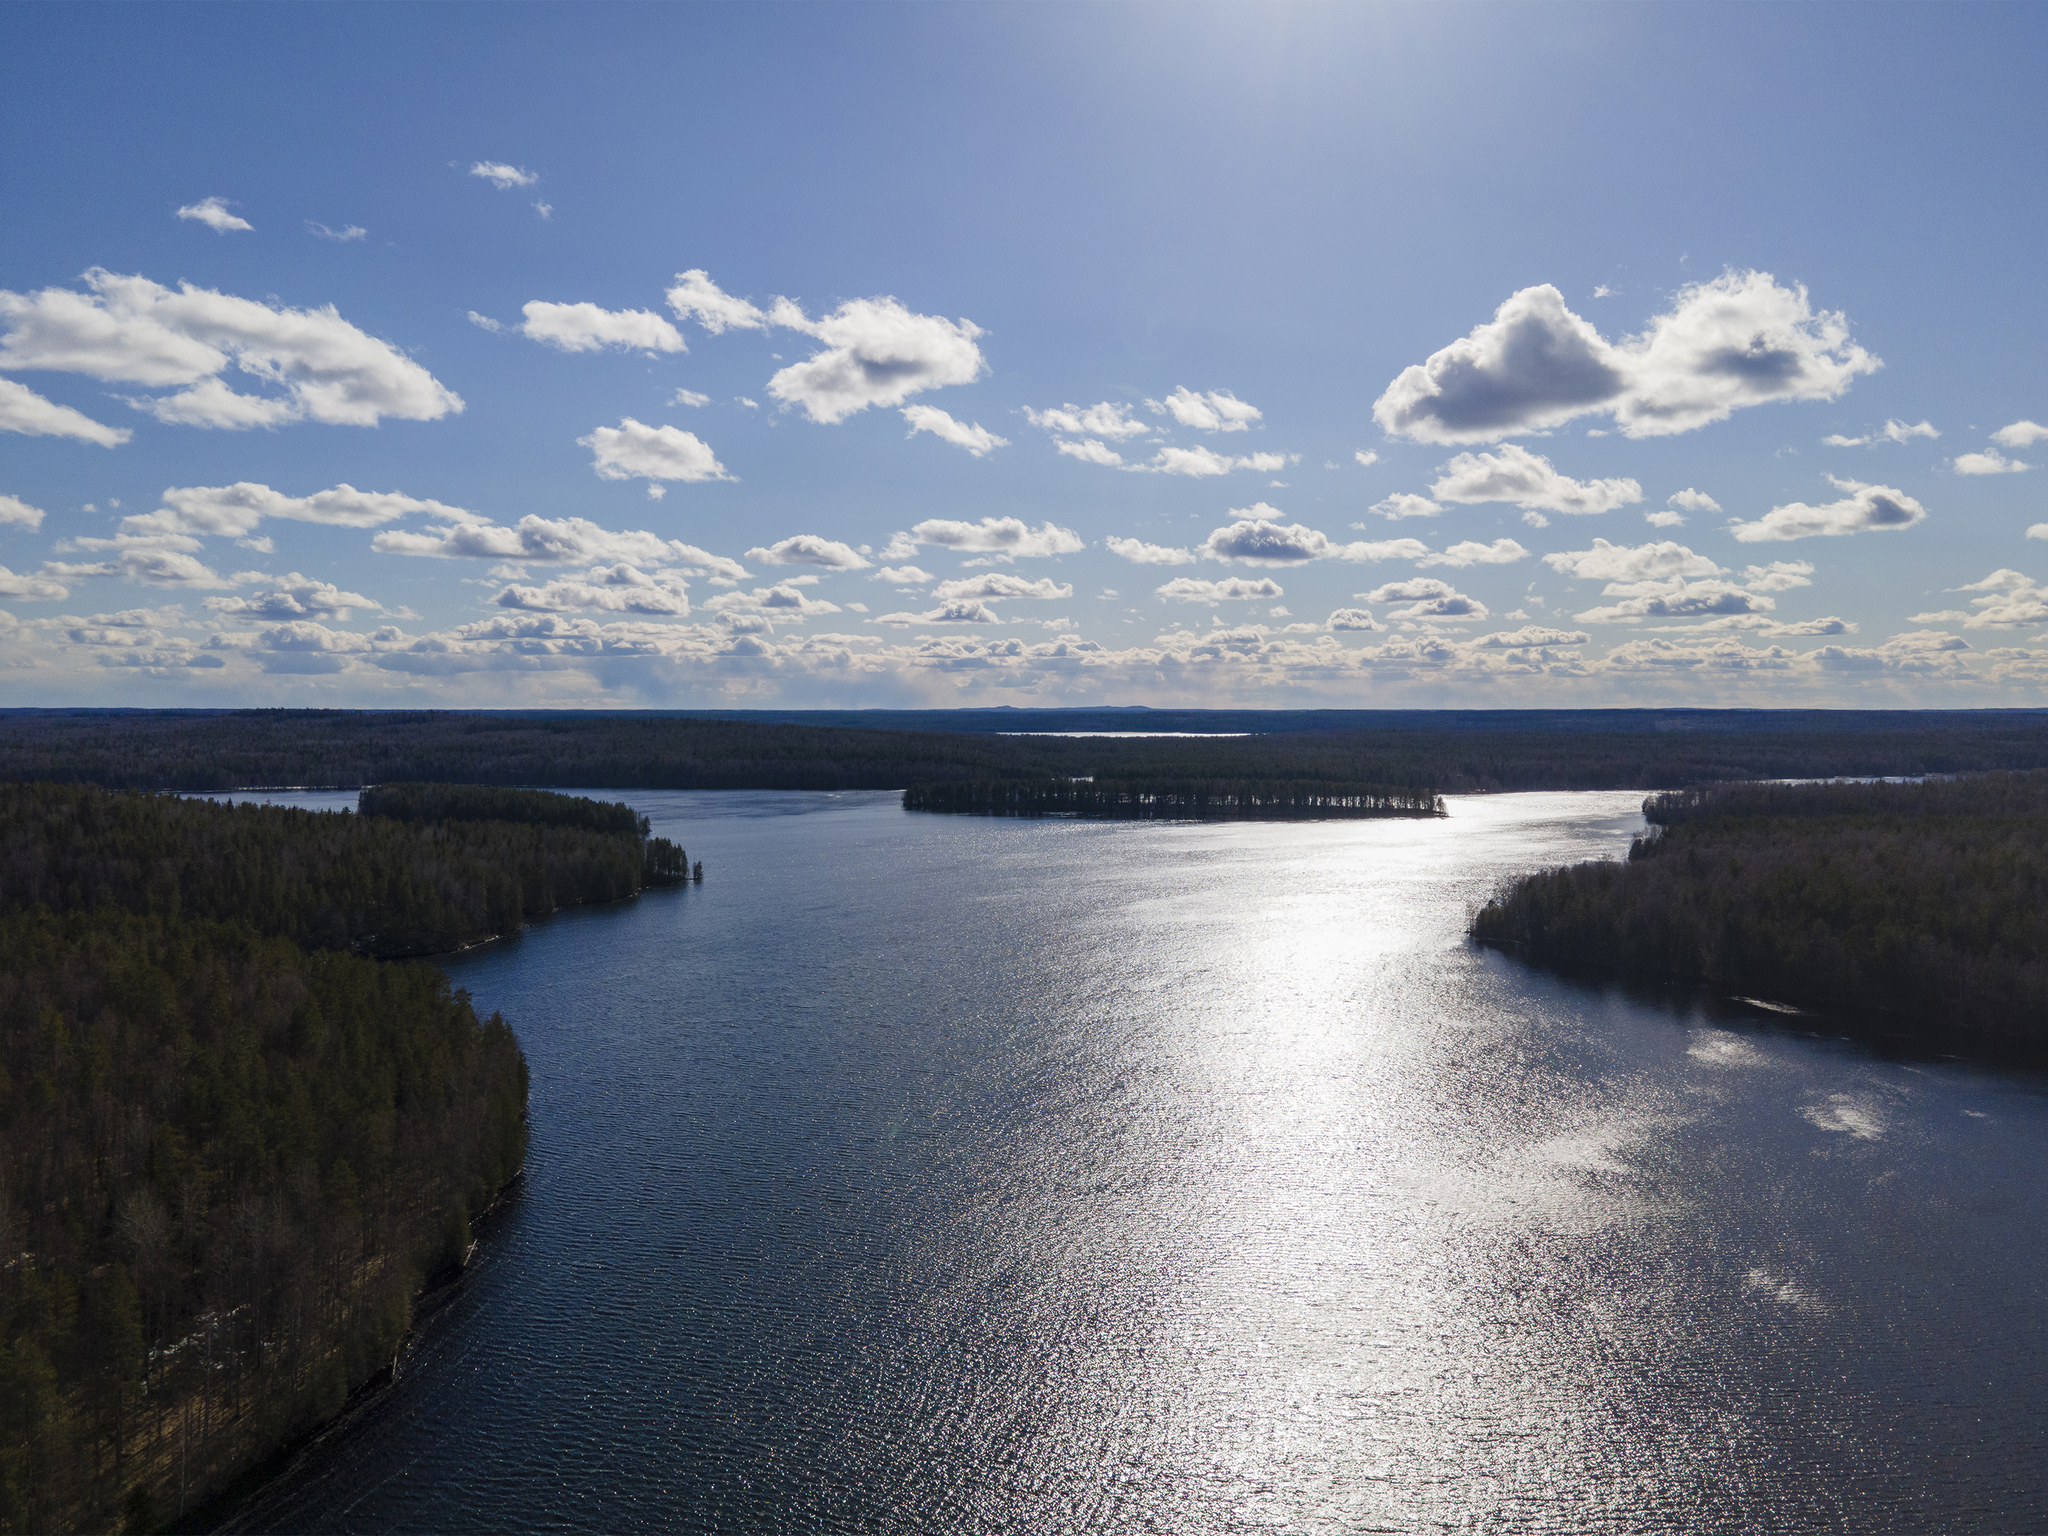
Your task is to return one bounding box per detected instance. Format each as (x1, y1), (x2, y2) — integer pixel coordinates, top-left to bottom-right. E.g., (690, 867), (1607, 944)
(206, 790), (2048, 1533)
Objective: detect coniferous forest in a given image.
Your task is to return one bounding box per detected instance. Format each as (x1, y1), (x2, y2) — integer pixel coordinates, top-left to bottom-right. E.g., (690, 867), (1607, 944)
(1470, 774), (2048, 1045)
(0, 784), (690, 1532)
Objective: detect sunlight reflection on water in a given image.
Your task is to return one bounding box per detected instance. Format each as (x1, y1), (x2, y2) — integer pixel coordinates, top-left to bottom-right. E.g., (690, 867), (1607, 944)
(208, 789), (2048, 1535)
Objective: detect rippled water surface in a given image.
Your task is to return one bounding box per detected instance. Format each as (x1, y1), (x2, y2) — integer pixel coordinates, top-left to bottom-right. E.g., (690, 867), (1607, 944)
(213, 790), (2048, 1533)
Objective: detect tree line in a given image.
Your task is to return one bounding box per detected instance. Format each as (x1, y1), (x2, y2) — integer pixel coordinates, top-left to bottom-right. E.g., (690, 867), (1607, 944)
(1469, 773), (2048, 1045)
(7, 709), (2048, 798)
(903, 778), (1446, 819)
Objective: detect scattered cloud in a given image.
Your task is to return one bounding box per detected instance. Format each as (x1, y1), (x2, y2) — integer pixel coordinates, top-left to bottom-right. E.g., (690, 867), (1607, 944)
(205, 574), (381, 622)
(873, 565), (932, 585)
(1912, 569), (2048, 629)
(1577, 580), (1776, 624)
(1354, 450), (1379, 468)
(1742, 560), (1816, 593)
(1156, 576), (1285, 603)
(1362, 577), (1488, 621)
(745, 535), (869, 570)
(0, 269), (462, 428)
(0, 494), (45, 530)
(872, 599), (1001, 626)
(1645, 511), (1686, 528)
(175, 197), (252, 233)
(1195, 509), (1427, 566)
(0, 378), (130, 445)
(1135, 444), (1295, 478)
(1430, 444), (1642, 515)
(1106, 536), (1195, 566)
(470, 161), (537, 189)
(1419, 537), (1530, 568)
(902, 404), (1008, 456)
(1055, 438), (1125, 466)
(496, 565), (692, 616)
(1023, 401), (1147, 439)
(899, 517), (1084, 559)
(1728, 476), (1927, 542)
(766, 294), (986, 423)
(1328, 608), (1383, 631)
(1374, 271), (1877, 443)
(1953, 447), (2030, 476)
(1991, 421), (2048, 450)
(931, 573), (1073, 602)
(532, 200), (552, 220)
(1148, 386), (1261, 433)
(518, 301), (686, 354)
(671, 389), (711, 408)
(578, 418), (731, 489)
(665, 270), (770, 334)
(702, 583), (842, 620)
(1823, 418), (1938, 448)
(372, 512), (747, 579)
(1668, 487), (1721, 513)
(306, 221), (367, 242)
(1370, 492), (1441, 520)
(0, 565), (71, 601)
(1543, 539), (1725, 585)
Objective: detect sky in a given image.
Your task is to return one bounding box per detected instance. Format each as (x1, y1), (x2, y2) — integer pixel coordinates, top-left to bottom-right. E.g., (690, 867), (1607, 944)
(3, 2), (2046, 710)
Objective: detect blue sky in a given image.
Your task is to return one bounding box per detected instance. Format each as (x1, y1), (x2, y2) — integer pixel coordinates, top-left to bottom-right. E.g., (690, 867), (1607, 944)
(4, 2), (2045, 708)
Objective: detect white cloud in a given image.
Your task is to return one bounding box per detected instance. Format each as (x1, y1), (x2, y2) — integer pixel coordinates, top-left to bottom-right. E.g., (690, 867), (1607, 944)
(703, 583), (842, 620)
(0, 565), (70, 600)
(0, 269), (463, 428)
(1419, 538), (1530, 568)
(1354, 450), (1379, 468)
(672, 389), (710, 408)
(1106, 536), (1194, 565)
(1374, 272), (1878, 443)
(1475, 625), (1592, 648)
(1198, 514), (1332, 565)
(1150, 386), (1262, 433)
(470, 162), (537, 189)
(496, 565), (691, 616)
(931, 573), (1073, 602)
(745, 535), (869, 570)
(306, 222), (367, 242)
(0, 378), (131, 446)
(205, 574), (380, 621)
(1055, 438), (1125, 467)
(1823, 418), (1939, 448)
(518, 302), (686, 354)
(467, 312), (505, 334)
(1370, 493), (1441, 520)
(872, 600), (1001, 626)
(1742, 560), (1815, 593)
(902, 404), (1008, 456)
(1543, 539), (1725, 584)
(1645, 511), (1686, 528)
(1953, 447), (2030, 476)
(665, 270), (770, 334)
(1328, 608), (1383, 631)
(1156, 576), (1285, 603)
(372, 513), (748, 578)
(1668, 487), (1721, 513)
(873, 564), (933, 585)
(124, 482), (483, 541)
(0, 494), (45, 530)
(1362, 576), (1488, 621)
(1023, 401), (1147, 439)
(1430, 444), (1641, 515)
(1137, 445), (1296, 478)
(1577, 578), (1776, 624)
(1992, 421), (2048, 449)
(1911, 569), (2048, 629)
(532, 201), (552, 221)
(579, 418), (731, 487)
(1728, 476), (1927, 542)
(175, 197), (251, 233)
(1342, 537), (1434, 561)
(766, 295), (986, 423)
(903, 517), (1084, 558)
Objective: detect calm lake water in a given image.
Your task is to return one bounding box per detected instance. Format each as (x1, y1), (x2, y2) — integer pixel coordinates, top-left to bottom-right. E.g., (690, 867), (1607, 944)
(205, 790), (2048, 1534)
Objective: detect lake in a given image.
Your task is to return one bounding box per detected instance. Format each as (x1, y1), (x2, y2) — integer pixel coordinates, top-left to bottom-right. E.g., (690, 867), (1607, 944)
(205, 789), (2048, 1533)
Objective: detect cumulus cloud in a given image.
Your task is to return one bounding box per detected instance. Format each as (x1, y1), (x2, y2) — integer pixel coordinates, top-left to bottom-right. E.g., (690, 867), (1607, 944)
(902, 404), (1008, 456)
(1742, 560), (1815, 593)
(1992, 421), (2048, 450)
(1430, 444), (1641, 516)
(1953, 447), (2030, 476)
(0, 494), (47, 530)
(1148, 387), (1261, 433)
(931, 573), (1073, 602)
(1370, 493), (1441, 520)
(124, 481), (484, 542)
(672, 389), (710, 408)
(1374, 272), (1877, 444)
(1543, 539), (1725, 585)
(0, 269), (462, 428)
(745, 535), (869, 570)
(496, 565), (691, 616)
(1106, 536), (1195, 565)
(900, 517), (1084, 559)
(1054, 438), (1125, 466)
(872, 600), (1001, 626)
(1198, 514), (1332, 566)
(1136, 445), (1295, 477)
(1024, 401), (1146, 439)
(204, 574), (380, 621)
(1362, 577), (1488, 621)
(1157, 577), (1284, 603)
(1911, 569), (2048, 629)
(1354, 450), (1379, 468)
(1668, 488), (1721, 514)
(579, 418), (730, 490)
(766, 295), (986, 423)
(0, 565), (70, 600)
(704, 583), (842, 620)
(1328, 608), (1383, 631)
(1728, 477), (1927, 542)
(470, 162), (537, 189)
(518, 302), (686, 354)
(1645, 511), (1686, 528)
(665, 270), (770, 334)
(873, 564), (933, 585)
(0, 378), (131, 445)
(1823, 418), (1938, 448)
(306, 221), (367, 242)
(1419, 538), (1530, 568)
(372, 513), (747, 578)
(1576, 580), (1776, 624)
(175, 197), (251, 233)
(1474, 625), (1592, 648)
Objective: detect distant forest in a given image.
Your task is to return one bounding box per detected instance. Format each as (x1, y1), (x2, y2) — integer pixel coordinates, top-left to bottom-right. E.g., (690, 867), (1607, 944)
(7, 708), (2048, 799)
(0, 784), (687, 1531)
(1471, 774), (2048, 1045)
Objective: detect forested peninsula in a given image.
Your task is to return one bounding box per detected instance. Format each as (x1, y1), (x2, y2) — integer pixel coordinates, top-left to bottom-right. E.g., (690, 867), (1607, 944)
(0, 784), (689, 1532)
(1471, 774), (2048, 1046)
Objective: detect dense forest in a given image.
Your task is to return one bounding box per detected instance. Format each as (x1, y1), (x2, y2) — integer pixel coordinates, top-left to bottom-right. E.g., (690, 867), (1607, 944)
(0, 784), (692, 1531)
(7, 709), (2048, 798)
(1470, 774), (2048, 1045)
(903, 778), (1445, 819)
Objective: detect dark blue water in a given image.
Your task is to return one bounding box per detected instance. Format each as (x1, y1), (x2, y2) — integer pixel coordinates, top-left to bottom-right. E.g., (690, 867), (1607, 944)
(209, 790), (2048, 1533)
